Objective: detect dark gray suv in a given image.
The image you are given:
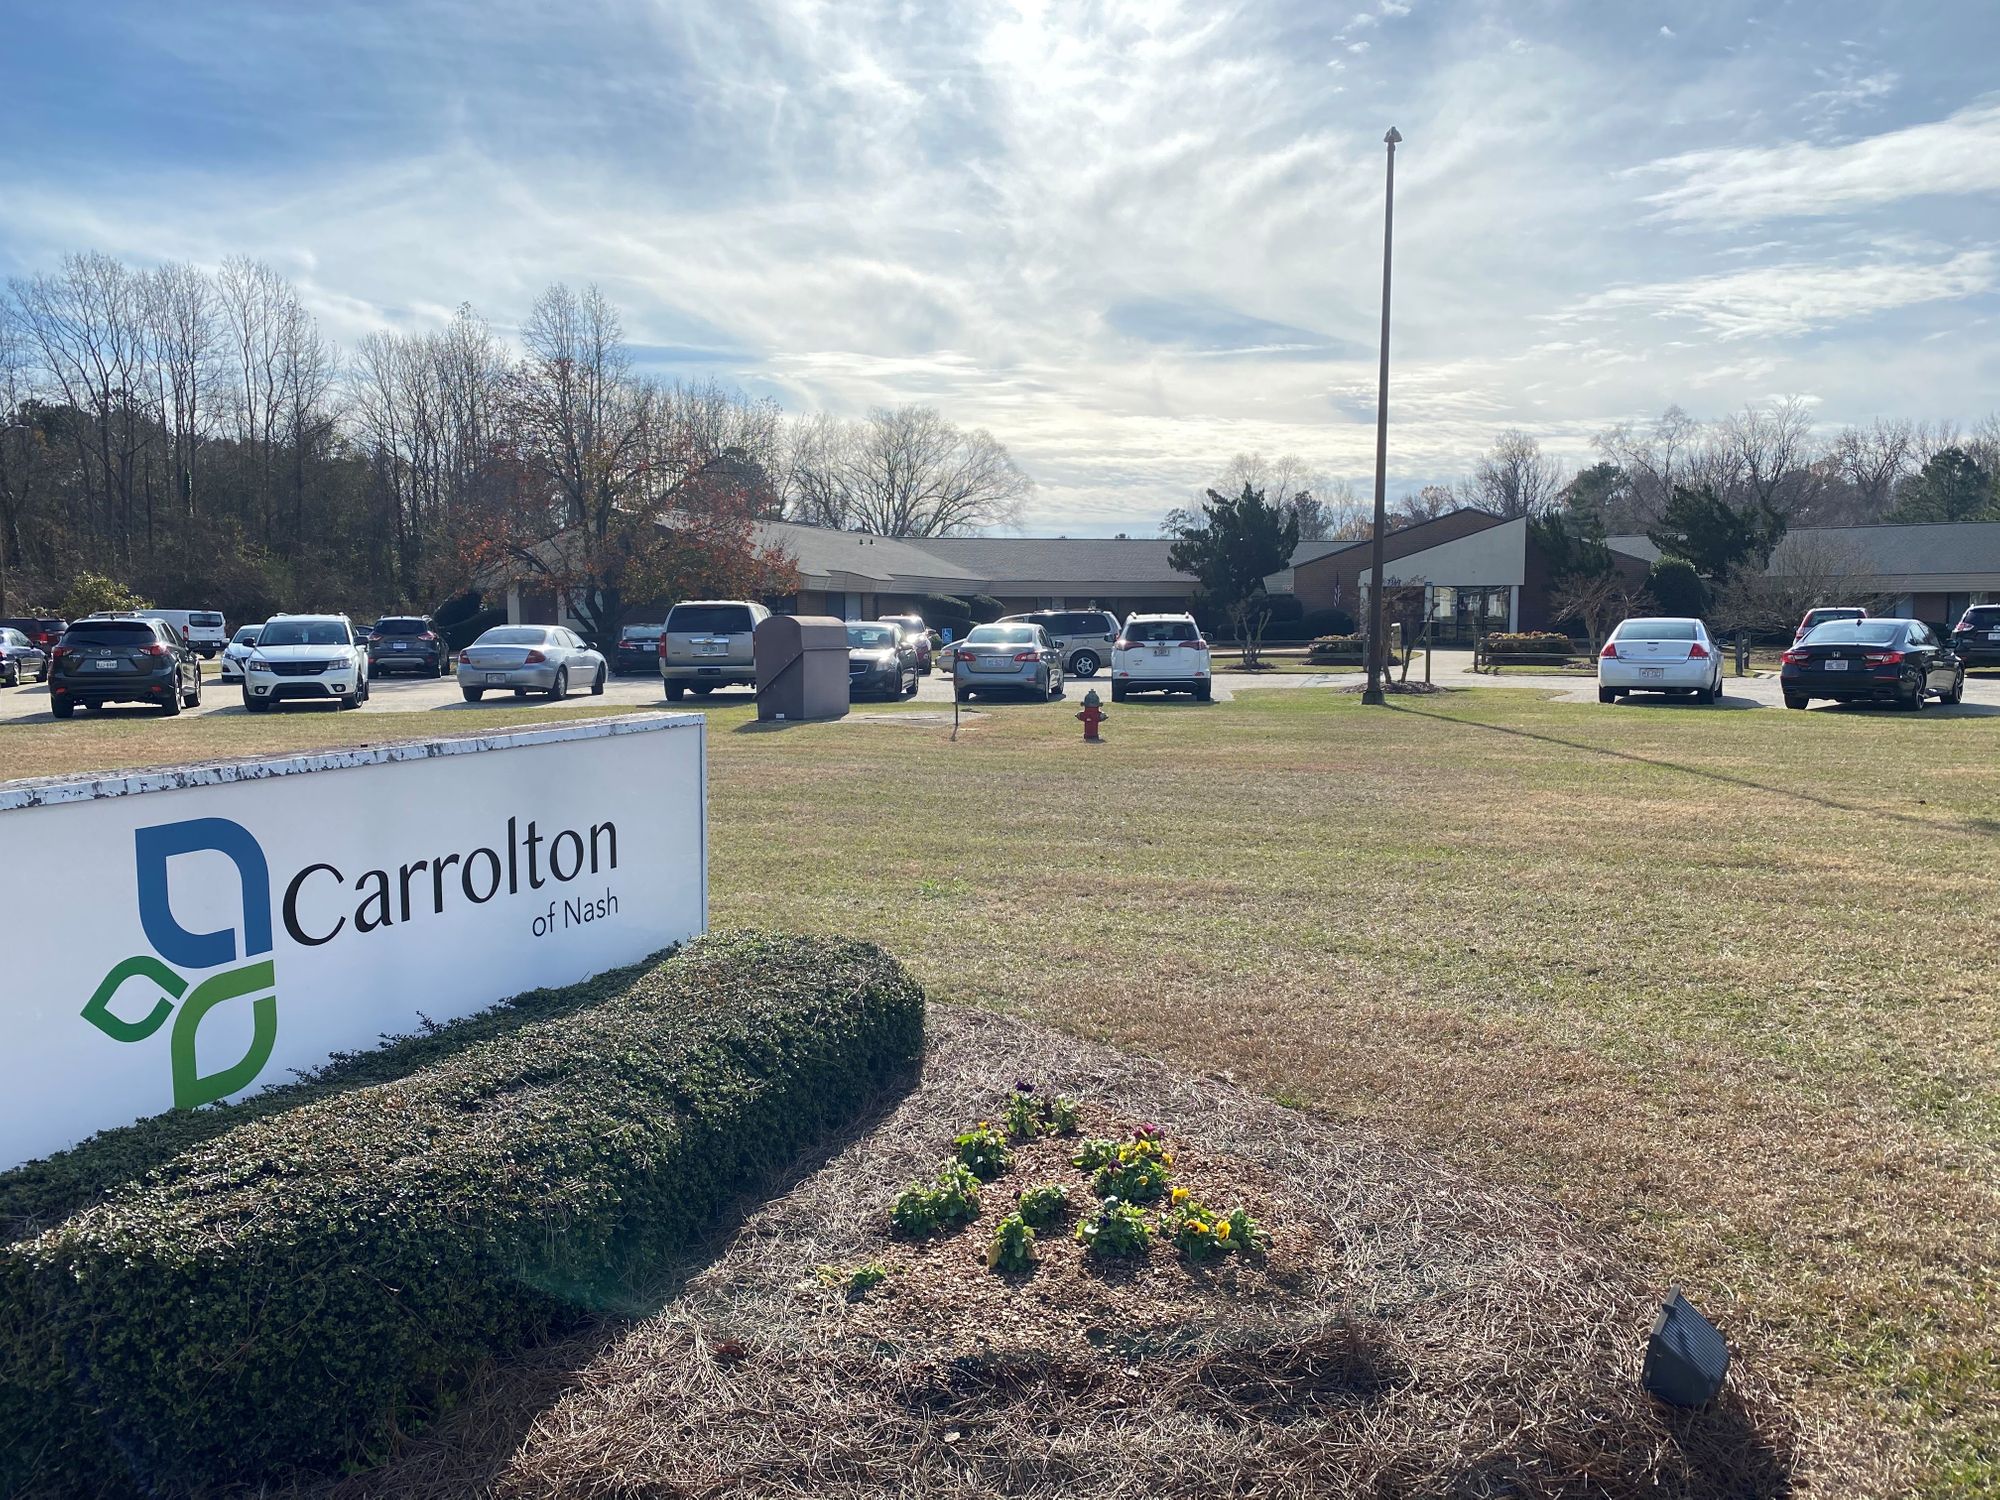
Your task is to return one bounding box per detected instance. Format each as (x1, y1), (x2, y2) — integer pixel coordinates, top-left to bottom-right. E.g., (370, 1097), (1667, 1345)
(49, 617), (203, 717)
(1000, 609), (1121, 678)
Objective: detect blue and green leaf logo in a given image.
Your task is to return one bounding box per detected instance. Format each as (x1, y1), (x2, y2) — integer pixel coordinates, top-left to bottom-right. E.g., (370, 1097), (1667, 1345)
(81, 817), (279, 1109)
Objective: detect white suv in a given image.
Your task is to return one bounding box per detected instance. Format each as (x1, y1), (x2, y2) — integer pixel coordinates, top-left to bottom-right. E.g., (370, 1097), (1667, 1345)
(1111, 613), (1212, 701)
(241, 614), (371, 712)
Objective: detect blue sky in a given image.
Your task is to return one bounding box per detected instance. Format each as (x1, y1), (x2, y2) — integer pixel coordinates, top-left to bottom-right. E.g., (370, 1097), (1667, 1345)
(5, 0), (1998, 531)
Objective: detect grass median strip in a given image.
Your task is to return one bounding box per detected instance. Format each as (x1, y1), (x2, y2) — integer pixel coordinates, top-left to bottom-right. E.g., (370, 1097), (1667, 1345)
(4, 683), (1994, 1495)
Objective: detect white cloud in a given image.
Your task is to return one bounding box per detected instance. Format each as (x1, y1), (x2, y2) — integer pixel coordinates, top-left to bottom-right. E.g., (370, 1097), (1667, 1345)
(1556, 251), (1995, 340)
(1638, 100), (2000, 223)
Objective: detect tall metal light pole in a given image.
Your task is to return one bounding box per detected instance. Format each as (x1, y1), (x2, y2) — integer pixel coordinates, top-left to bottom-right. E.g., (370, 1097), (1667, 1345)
(1361, 125), (1402, 706)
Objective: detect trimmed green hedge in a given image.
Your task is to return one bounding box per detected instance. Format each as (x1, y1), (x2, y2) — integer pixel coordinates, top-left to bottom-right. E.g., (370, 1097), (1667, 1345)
(0, 931), (923, 1493)
(1, 952), (668, 1242)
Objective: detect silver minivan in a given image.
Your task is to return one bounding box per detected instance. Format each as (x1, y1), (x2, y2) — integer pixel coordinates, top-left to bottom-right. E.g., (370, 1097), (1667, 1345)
(660, 599), (770, 700)
(999, 609), (1121, 678)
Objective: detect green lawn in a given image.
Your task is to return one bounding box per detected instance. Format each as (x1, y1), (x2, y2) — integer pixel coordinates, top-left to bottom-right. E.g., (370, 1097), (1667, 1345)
(8, 687), (1997, 1496)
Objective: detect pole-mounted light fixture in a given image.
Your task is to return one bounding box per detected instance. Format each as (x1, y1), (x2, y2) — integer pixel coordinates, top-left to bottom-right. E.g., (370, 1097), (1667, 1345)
(1362, 126), (1401, 706)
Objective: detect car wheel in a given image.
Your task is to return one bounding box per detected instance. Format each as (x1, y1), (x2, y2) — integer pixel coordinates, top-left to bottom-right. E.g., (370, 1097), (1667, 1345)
(1598, 687), (1616, 704)
(1899, 675), (1925, 711)
(37, 662), (50, 682)
(1, 663), (15, 687)
(591, 666), (606, 695)
(1784, 694), (1808, 710)
(463, 687), (484, 702)
(1195, 681), (1212, 702)
(904, 672), (918, 696)
(547, 668), (568, 700)
(1111, 681), (1128, 702)
(160, 686), (182, 716)
(50, 697), (73, 719)
(666, 684), (685, 702)
(1942, 669), (1965, 705)
(1069, 651), (1099, 678)
(513, 687), (528, 699)
(184, 674), (202, 708)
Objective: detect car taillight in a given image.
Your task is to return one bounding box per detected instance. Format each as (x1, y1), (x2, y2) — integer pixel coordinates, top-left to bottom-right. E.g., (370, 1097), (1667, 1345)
(1186, 638), (1208, 651)
(51, 645), (74, 660)
(1599, 642), (1618, 659)
(419, 631), (436, 641)
(1687, 641), (1709, 659)
(958, 649), (978, 663)
(1114, 638), (1131, 650)
(139, 643), (170, 657)
(1781, 648), (1809, 664)
(523, 650), (547, 664)
(1863, 650), (1904, 665)
(1013, 650), (1039, 663)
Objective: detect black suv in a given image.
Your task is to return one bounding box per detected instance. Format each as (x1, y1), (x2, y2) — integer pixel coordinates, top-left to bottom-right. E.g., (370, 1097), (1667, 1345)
(366, 616), (449, 676)
(1951, 604), (2000, 669)
(49, 616), (203, 717)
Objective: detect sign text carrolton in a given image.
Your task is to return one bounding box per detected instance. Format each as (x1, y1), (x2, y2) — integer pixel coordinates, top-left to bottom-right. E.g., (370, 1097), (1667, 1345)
(0, 713), (707, 1171)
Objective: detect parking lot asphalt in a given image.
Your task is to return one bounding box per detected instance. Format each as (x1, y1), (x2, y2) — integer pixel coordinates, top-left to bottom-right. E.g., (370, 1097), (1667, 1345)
(4, 662), (1998, 724)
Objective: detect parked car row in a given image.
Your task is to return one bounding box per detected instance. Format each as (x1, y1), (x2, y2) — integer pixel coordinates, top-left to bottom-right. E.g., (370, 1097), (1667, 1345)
(1597, 610), (1968, 712)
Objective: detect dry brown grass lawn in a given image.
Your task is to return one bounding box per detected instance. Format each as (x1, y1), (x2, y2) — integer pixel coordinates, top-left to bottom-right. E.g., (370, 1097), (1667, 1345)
(11, 684), (1997, 1496)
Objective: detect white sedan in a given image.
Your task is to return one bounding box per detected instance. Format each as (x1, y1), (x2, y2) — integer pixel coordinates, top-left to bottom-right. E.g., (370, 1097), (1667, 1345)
(1597, 616), (1724, 704)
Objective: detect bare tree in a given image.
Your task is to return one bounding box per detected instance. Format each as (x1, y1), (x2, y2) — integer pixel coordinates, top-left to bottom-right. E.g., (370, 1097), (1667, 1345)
(141, 262), (221, 521)
(218, 257), (298, 547)
(1468, 429), (1566, 518)
(1548, 571), (1638, 653)
(787, 404), (1028, 537)
(1593, 405), (1703, 529)
(1712, 532), (1880, 637)
(1715, 397), (1824, 519)
(1829, 418), (1913, 523)
(1391, 483), (1460, 527)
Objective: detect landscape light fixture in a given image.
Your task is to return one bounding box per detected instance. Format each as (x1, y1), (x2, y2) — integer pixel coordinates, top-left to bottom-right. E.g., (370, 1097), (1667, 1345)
(1640, 1286), (1730, 1408)
(1362, 126), (1401, 706)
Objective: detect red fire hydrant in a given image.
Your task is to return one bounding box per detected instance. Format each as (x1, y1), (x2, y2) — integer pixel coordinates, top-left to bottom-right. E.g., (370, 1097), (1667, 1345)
(1077, 687), (1107, 743)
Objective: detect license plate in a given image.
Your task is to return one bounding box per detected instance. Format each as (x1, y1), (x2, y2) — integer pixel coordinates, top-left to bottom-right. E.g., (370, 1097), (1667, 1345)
(1825, 660), (1848, 672)
(1640, 667), (1664, 680)
(485, 672), (508, 683)
(696, 641), (728, 656)
(1989, 632), (1999, 641)
(974, 659), (1013, 672)
(1153, 646), (1172, 656)
(91, 659), (120, 671)
(393, 642), (409, 651)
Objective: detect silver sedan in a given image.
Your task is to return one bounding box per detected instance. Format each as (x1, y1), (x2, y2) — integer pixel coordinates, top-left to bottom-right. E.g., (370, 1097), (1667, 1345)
(951, 623), (1065, 702)
(458, 625), (608, 702)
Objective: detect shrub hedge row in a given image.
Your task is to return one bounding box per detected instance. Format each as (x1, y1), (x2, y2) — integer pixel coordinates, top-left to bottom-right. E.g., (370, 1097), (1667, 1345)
(0, 930), (924, 1493)
(0, 952), (670, 1242)
(1479, 631), (1575, 656)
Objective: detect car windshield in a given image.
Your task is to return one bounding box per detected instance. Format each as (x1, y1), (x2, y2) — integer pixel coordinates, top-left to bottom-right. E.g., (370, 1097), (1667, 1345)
(374, 618), (427, 635)
(965, 625), (1038, 645)
(259, 620), (350, 647)
(1125, 619), (1197, 643)
(847, 624), (899, 649)
(667, 604), (754, 633)
(620, 625), (664, 640)
(475, 627), (551, 646)
(190, 612), (224, 627)
(1805, 609), (1862, 625)
(63, 621), (159, 646)
(1613, 619), (1697, 640)
(232, 628), (260, 644)
(1805, 621), (1904, 646)
(1961, 607), (2000, 625)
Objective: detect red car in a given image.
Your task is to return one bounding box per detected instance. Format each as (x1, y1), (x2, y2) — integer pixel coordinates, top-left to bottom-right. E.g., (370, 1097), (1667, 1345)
(877, 615), (934, 673)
